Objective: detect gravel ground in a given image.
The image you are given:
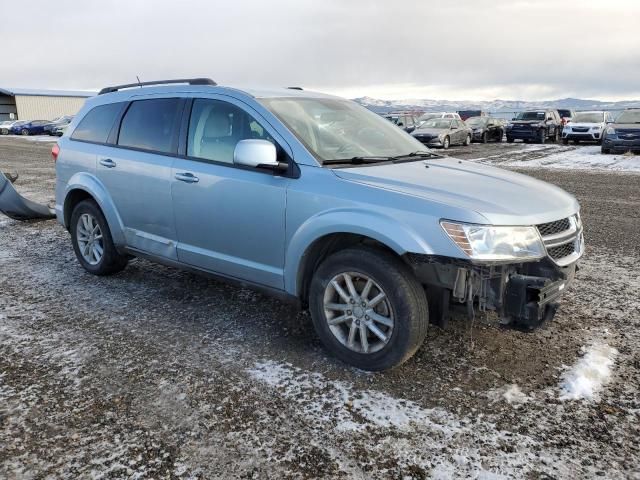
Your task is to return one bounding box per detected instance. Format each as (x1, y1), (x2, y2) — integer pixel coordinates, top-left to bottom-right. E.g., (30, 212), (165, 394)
(1, 136), (639, 479)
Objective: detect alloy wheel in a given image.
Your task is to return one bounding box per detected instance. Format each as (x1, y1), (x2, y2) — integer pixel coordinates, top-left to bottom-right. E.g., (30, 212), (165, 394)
(323, 272), (394, 354)
(76, 213), (104, 265)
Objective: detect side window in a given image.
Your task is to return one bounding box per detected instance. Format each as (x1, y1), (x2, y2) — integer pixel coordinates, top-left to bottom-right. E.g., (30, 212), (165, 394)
(118, 98), (182, 154)
(406, 116), (414, 127)
(187, 98), (274, 164)
(71, 103), (124, 144)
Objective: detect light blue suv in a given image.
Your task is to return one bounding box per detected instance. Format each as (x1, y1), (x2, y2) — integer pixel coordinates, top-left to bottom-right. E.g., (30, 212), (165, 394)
(54, 78), (584, 370)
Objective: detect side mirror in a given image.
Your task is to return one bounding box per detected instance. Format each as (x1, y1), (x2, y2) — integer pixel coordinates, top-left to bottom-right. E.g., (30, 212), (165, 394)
(397, 122), (404, 127)
(234, 139), (285, 172)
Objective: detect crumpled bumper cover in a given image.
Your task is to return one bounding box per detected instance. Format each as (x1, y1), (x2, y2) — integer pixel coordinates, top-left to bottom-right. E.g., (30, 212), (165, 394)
(0, 171), (55, 220)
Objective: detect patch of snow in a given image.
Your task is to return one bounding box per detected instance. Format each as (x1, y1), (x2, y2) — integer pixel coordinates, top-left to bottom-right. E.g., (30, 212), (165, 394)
(559, 343), (618, 401)
(488, 384), (530, 407)
(481, 145), (640, 172)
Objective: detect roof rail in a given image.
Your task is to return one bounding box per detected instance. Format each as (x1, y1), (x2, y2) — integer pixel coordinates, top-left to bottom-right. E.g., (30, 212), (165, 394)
(98, 78), (217, 95)
(287, 86), (303, 90)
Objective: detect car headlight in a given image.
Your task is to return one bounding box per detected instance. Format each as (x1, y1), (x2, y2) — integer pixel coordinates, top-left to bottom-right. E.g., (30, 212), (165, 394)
(438, 133), (445, 140)
(441, 221), (545, 261)
(563, 126), (571, 132)
(506, 124), (513, 129)
(606, 126), (616, 135)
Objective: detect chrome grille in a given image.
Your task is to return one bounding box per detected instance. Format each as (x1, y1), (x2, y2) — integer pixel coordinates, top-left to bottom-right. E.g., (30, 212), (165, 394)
(536, 218), (571, 237)
(536, 216), (583, 266)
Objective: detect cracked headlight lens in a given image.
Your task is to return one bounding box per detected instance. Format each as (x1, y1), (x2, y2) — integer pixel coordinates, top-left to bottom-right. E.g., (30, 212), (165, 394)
(441, 221), (545, 261)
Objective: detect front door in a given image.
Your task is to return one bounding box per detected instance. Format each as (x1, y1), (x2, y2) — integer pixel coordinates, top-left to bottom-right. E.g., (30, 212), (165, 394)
(171, 97), (291, 289)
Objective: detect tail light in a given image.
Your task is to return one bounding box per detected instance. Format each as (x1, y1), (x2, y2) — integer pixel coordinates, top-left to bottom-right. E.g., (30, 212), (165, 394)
(51, 143), (60, 162)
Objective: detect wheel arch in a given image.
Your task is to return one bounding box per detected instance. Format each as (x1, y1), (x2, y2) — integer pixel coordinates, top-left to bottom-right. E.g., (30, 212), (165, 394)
(62, 173), (125, 246)
(285, 210), (432, 301)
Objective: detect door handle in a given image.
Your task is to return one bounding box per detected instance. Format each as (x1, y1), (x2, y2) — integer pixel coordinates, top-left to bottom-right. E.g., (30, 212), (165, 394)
(99, 158), (116, 168)
(175, 172), (199, 183)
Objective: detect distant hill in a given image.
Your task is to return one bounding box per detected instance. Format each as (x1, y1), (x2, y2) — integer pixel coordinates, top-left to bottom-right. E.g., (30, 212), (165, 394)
(353, 96), (640, 114)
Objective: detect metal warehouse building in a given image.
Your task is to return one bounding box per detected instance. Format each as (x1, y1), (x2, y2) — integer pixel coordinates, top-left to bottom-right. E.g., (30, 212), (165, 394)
(0, 88), (94, 122)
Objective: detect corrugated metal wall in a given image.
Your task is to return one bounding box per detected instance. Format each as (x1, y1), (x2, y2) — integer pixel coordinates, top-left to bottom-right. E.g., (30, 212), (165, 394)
(14, 95), (88, 121)
(0, 94), (17, 121)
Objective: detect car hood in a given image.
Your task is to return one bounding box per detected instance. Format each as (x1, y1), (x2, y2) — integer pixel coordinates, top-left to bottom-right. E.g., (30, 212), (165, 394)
(611, 123), (640, 130)
(412, 127), (447, 136)
(332, 158), (579, 225)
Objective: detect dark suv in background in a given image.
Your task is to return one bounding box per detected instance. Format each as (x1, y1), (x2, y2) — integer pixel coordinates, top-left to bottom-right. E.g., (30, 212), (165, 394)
(601, 108), (640, 154)
(384, 112), (418, 133)
(506, 109), (562, 144)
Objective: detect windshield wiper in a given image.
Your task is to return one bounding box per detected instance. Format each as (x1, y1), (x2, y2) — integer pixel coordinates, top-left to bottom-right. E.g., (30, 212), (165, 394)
(323, 156), (393, 165)
(391, 150), (443, 162)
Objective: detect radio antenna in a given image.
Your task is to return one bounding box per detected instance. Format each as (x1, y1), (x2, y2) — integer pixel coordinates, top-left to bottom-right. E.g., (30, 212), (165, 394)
(136, 76), (142, 87)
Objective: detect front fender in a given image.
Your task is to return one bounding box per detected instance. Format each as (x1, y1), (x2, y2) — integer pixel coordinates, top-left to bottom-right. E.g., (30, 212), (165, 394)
(61, 172), (125, 246)
(284, 208), (433, 295)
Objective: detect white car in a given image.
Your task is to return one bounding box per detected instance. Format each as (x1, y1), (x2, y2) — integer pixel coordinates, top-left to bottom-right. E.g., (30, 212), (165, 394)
(0, 120), (21, 135)
(416, 112), (461, 126)
(562, 111), (614, 145)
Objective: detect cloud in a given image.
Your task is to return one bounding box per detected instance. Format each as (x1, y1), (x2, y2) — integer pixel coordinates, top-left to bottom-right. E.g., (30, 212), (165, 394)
(2, 0), (639, 100)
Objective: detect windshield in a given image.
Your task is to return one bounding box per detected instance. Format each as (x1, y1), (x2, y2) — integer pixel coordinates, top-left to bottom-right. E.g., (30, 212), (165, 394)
(572, 112), (604, 123)
(616, 110), (640, 124)
(417, 113), (443, 122)
(466, 117), (487, 127)
(515, 111), (545, 121)
(260, 98), (426, 162)
(419, 119), (452, 129)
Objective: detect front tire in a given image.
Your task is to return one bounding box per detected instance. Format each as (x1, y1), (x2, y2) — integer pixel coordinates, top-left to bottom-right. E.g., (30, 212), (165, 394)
(21, 129), (29, 136)
(507, 137), (514, 143)
(539, 129), (546, 144)
(309, 248), (429, 371)
(465, 134), (472, 146)
(442, 136), (450, 149)
(601, 147), (611, 154)
(70, 199), (128, 275)
(482, 132), (488, 144)
(562, 138), (569, 145)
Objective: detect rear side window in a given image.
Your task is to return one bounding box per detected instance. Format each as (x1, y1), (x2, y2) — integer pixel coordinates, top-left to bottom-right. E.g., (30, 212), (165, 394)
(117, 98), (182, 154)
(71, 103), (124, 143)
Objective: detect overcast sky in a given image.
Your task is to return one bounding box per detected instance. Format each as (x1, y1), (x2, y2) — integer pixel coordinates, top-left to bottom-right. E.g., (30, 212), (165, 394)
(2, 0), (639, 101)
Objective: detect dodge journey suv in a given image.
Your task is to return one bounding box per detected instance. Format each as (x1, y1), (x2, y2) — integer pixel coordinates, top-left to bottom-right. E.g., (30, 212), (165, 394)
(55, 78), (584, 371)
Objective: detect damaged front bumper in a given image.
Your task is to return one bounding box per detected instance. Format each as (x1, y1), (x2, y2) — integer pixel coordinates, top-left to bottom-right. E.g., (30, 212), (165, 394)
(408, 254), (579, 329)
(0, 171), (55, 220)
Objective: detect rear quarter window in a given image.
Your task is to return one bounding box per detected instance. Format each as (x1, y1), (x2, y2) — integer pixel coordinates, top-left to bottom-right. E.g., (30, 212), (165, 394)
(71, 102), (125, 144)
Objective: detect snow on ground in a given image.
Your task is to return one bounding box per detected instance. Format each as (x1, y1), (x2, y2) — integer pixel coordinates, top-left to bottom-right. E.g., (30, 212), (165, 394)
(478, 145), (640, 172)
(559, 343), (618, 401)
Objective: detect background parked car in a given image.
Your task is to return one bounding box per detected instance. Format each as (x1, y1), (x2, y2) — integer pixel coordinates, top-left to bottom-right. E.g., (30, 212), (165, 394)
(506, 110), (562, 144)
(601, 108), (640, 154)
(557, 109), (574, 126)
(10, 120), (51, 136)
(384, 113), (418, 133)
(416, 112), (461, 127)
(52, 123), (70, 136)
(562, 111), (613, 145)
(458, 110), (485, 121)
(1, 120), (19, 135)
(411, 118), (472, 149)
(2, 120), (28, 135)
(44, 115), (74, 135)
(465, 116), (505, 143)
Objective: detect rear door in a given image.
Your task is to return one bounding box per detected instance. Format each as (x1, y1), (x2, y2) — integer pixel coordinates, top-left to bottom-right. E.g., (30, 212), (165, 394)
(96, 97), (184, 259)
(170, 96), (291, 289)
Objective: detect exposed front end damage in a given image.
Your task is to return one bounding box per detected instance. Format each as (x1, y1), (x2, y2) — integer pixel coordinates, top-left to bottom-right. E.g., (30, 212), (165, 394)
(408, 215), (584, 329)
(408, 254), (579, 329)
(0, 171), (55, 221)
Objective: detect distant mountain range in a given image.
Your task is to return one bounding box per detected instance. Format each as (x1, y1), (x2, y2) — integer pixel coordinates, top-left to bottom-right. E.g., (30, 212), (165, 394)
(353, 96), (640, 114)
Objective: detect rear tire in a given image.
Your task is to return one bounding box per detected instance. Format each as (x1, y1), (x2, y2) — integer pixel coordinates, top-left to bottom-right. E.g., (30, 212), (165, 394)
(309, 247), (429, 371)
(506, 137), (514, 143)
(538, 129), (546, 144)
(482, 132), (488, 144)
(70, 199), (128, 276)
